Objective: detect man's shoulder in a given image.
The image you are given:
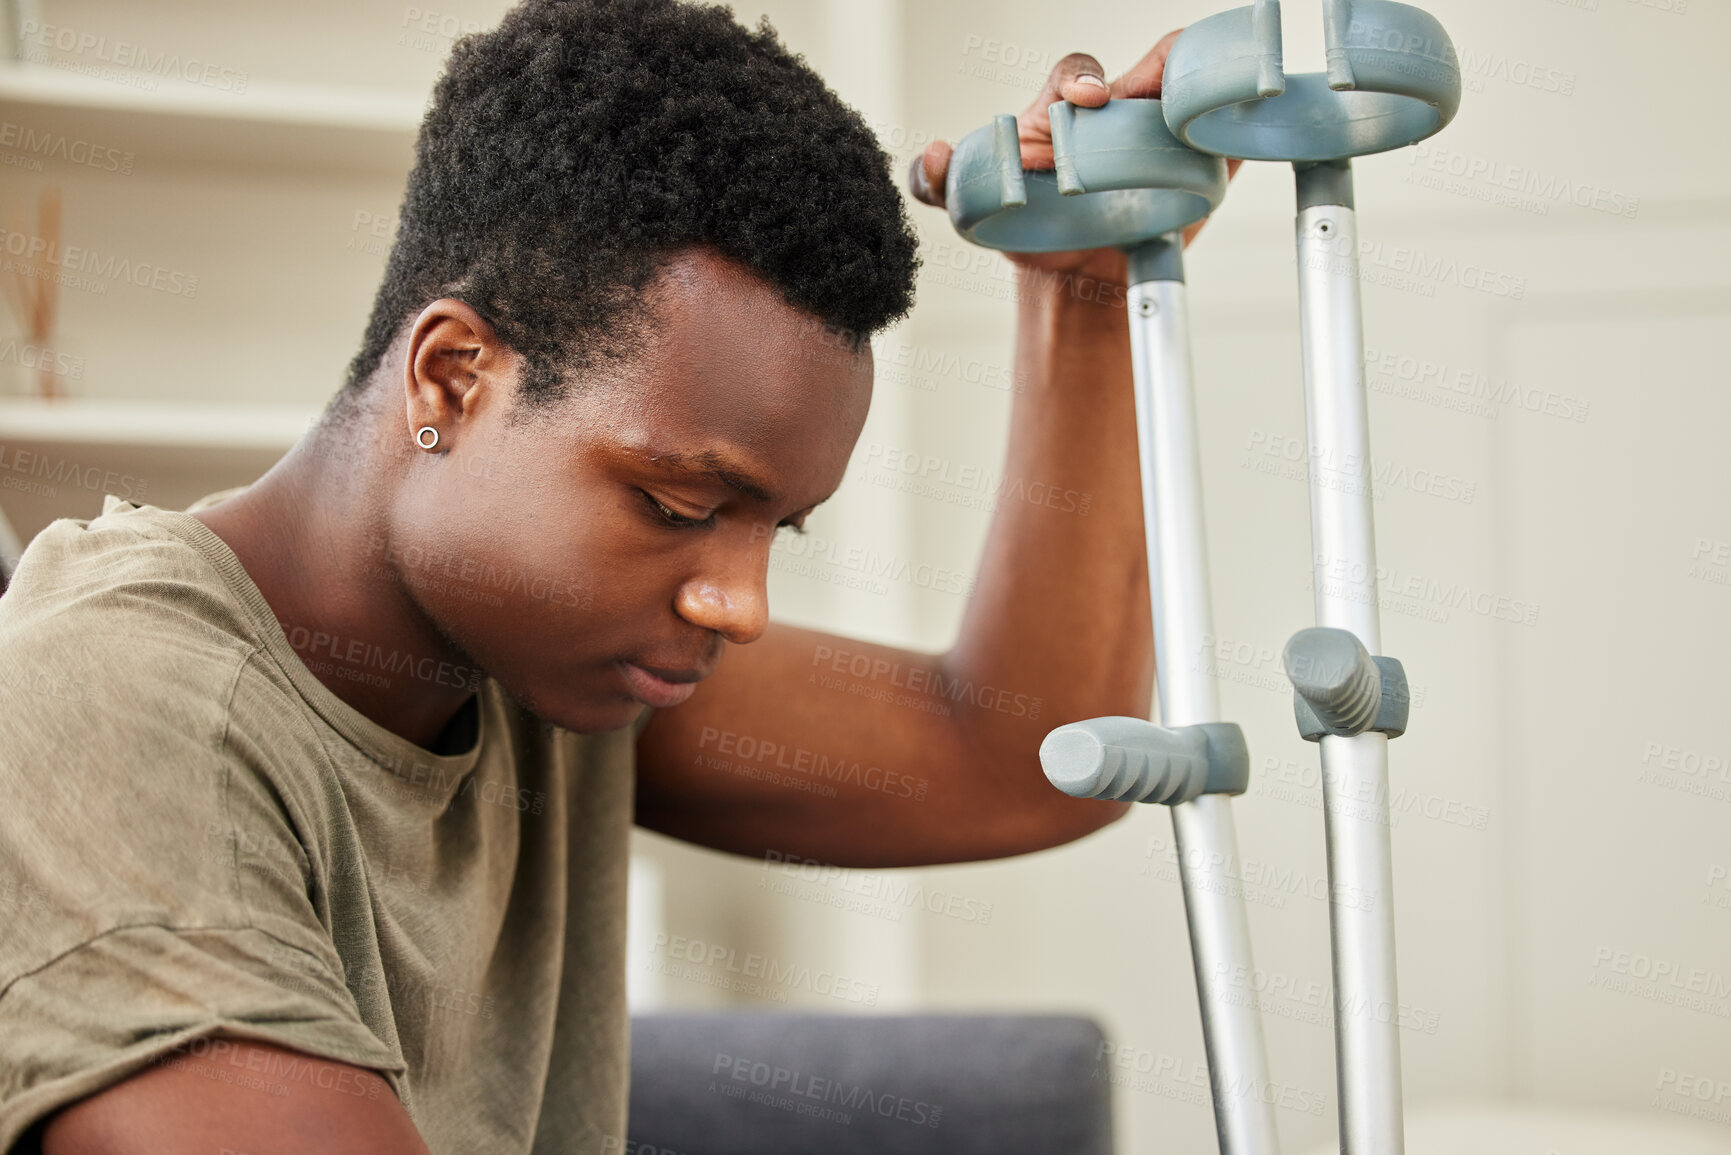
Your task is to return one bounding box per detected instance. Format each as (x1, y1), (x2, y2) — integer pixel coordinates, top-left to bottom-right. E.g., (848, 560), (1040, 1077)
(0, 499), (260, 719)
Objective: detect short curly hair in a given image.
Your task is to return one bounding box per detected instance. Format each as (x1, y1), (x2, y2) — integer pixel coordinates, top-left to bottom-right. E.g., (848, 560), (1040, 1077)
(340, 0), (921, 409)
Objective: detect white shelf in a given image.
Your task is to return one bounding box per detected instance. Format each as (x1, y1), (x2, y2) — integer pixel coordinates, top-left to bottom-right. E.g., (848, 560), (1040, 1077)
(0, 398), (319, 450)
(0, 63), (421, 174)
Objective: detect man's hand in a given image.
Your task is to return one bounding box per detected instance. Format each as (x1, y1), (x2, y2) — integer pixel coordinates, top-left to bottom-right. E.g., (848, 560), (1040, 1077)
(906, 33), (1243, 281)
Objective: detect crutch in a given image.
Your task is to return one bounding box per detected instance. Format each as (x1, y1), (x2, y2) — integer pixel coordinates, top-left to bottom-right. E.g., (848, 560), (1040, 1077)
(1161, 2), (1462, 1150)
(947, 100), (1281, 1154)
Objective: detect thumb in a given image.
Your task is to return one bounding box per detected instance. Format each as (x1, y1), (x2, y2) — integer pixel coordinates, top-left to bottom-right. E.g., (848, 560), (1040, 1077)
(906, 139), (953, 209)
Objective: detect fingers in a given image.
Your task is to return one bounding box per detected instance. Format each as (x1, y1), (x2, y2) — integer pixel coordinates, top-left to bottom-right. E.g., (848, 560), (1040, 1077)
(906, 139), (953, 209)
(904, 32), (1215, 210)
(1109, 29), (1184, 99)
(1017, 52), (1109, 170)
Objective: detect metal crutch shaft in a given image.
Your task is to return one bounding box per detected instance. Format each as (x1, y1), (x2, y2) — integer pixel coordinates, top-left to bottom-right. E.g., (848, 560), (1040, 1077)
(1045, 236), (1282, 1155)
(1129, 236), (1281, 1155)
(1293, 158), (1405, 1154)
(945, 95), (1270, 1155)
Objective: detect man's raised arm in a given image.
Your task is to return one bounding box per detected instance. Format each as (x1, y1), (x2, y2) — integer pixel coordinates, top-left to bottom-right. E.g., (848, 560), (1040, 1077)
(632, 46), (1224, 867)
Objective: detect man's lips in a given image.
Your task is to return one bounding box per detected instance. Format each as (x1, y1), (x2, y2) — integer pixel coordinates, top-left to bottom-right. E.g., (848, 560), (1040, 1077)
(617, 660), (705, 708)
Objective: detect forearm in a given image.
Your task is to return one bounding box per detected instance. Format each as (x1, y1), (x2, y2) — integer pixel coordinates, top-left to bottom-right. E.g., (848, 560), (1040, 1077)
(937, 262), (1153, 832)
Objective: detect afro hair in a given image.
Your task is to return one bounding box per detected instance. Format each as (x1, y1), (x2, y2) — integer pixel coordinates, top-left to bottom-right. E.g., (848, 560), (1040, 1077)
(339, 0), (922, 411)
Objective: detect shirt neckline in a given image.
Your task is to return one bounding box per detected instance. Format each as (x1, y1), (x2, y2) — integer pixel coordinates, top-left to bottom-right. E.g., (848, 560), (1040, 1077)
(109, 496), (488, 804)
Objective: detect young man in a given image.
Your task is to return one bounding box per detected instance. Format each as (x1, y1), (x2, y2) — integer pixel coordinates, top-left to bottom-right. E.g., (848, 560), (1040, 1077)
(0, 1), (1226, 1151)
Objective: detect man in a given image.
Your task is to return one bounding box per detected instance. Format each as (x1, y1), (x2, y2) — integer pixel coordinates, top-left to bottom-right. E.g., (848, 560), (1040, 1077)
(0, 0), (1230, 1151)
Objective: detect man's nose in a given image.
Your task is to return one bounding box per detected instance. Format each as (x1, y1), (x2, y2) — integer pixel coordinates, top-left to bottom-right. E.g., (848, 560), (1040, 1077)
(675, 552), (770, 645)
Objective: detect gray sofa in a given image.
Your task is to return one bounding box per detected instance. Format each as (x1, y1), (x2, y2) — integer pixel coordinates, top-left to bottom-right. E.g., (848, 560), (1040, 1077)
(628, 1013), (1115, 1155)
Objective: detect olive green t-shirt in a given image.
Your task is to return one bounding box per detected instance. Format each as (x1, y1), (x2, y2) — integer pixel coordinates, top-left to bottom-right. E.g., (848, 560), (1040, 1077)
(0, 495), (651, 1154)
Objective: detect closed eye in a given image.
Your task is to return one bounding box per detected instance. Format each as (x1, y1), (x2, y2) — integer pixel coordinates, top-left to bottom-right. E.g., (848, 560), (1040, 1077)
(639, 489), (808, 535)
(640, 489), (712, 529)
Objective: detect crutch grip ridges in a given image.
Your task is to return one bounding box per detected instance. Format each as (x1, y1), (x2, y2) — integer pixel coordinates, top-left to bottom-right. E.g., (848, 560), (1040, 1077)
(1284, 627), (1410, 740)
(1040, 717), (1249, 805)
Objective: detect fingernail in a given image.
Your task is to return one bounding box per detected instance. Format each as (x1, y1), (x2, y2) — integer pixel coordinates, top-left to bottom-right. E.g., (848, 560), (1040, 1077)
(1075, 74), (1107, 90)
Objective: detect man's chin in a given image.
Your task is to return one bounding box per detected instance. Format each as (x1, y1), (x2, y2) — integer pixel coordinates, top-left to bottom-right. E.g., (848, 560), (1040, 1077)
(534, 697), (643, 736)
(487, 671), (640, 735)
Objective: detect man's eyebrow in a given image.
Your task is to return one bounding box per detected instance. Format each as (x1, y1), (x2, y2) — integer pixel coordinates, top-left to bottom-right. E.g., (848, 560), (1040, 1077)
(642, 448), (779, 505)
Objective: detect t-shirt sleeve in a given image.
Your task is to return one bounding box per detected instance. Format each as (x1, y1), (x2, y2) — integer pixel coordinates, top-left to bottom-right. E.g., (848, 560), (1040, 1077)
(0, 606), (399, 1150)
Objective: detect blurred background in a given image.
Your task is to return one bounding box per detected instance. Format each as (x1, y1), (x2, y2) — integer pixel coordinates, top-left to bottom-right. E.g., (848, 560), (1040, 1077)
(1, 0), (1727, 1151)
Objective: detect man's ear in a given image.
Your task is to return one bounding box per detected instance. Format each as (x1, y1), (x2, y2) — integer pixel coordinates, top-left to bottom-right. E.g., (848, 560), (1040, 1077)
(403, 299), (515, 448)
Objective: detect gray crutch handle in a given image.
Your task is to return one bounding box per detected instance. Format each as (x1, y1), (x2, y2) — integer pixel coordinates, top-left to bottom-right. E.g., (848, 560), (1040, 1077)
(1162, 0), (1461, 162)
(1283, 626), (1410, 740)
(1040, 716), (1250, 805)
(945, 99), (1227, 253)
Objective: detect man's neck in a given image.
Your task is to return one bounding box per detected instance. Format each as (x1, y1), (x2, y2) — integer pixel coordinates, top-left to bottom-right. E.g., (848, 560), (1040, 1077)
(191, 418), (480, 750)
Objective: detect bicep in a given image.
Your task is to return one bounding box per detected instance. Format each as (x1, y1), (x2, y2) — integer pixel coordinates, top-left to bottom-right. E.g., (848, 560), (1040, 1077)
(634, 622), (1077, 865)
(42, 1038), (428, 1155)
